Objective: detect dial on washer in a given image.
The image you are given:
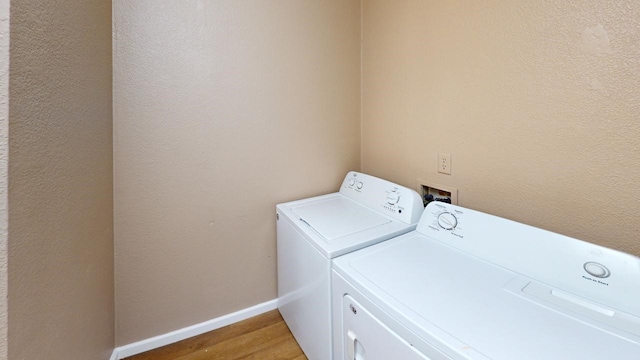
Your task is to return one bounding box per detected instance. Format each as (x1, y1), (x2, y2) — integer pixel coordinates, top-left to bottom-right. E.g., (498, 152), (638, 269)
(437, 212), (458, 230)
(387, 190), (400, 204)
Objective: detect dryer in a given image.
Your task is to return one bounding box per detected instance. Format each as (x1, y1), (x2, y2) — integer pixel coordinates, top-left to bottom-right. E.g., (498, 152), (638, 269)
(277, 171), (423, 360)
(332, 201), (640, 360)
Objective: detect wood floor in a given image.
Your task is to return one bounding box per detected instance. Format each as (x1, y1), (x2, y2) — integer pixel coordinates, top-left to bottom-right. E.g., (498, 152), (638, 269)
(124, 310), (307, 360)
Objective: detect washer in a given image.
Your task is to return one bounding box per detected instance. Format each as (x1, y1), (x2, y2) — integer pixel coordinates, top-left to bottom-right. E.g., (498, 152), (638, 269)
(277, 171), (424, 360)
(332, 201), (640, 360)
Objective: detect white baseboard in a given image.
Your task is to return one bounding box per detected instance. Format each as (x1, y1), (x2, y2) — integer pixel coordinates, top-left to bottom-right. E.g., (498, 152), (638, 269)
(112, 299), (278, 359)
(109, 349), (119, 360)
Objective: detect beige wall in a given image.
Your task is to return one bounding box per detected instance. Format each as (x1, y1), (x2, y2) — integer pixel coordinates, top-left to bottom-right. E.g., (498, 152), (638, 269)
(362, 0), (640, 256)
(0, 0), (8, 357)
(8, 1), (114, 359)
(113, 0), (361, 345)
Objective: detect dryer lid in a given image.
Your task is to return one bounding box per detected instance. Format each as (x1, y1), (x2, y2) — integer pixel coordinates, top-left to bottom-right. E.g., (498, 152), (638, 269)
(334, 234), (640, 360)
(291, 197), (391, 241)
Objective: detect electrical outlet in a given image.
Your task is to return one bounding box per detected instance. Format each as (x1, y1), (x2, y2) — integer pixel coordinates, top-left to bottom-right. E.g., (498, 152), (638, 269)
(438, 153), (451, 175)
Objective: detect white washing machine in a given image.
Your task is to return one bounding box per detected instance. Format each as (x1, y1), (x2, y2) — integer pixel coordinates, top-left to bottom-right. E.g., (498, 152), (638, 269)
(332, 201), (640, 360)
(277, 171), (424, 360)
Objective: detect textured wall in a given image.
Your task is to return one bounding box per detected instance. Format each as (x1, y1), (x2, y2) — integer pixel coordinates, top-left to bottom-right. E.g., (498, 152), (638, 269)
(113, 0), (361, 345)
(362, 0), (640, 256)
(0, 0), (8, 358)
(8, 1), (114, 359)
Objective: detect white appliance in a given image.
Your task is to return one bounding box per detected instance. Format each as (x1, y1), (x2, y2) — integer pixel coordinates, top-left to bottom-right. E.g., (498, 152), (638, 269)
(332, 201), (640, 360)
(277, 171), (424, 360)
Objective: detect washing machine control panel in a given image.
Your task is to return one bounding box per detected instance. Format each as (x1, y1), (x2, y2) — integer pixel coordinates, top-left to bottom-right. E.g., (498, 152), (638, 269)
(340, 172), (424, 225)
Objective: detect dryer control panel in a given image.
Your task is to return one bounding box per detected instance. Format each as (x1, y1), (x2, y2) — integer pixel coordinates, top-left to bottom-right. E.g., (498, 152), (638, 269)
(420, 202), (466, 239)
(340, 172), (424, 225)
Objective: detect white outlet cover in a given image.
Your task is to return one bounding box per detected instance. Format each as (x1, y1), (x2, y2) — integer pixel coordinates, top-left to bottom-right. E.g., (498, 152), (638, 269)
(438, 153), (451, 175)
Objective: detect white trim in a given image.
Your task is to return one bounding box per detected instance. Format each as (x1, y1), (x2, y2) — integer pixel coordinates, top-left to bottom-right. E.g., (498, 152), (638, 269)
(109, 349), (119, 360)
(112, 299), (278, 359)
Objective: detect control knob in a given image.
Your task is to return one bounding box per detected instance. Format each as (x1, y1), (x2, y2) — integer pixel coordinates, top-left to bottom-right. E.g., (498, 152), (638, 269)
(437, 212), (458, 230)
(348, 178), (356, 186)
(387, 190), (400, 205)
(584, 262), (610, 278)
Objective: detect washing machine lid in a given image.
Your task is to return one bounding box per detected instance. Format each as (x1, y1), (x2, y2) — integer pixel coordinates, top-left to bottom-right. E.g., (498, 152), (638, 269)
(334, 234), (640, 360)
(290, 196), (391, 241)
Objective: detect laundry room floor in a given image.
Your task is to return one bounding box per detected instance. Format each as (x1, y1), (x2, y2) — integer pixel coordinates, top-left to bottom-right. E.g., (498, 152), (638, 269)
(123, 310), (306, 360)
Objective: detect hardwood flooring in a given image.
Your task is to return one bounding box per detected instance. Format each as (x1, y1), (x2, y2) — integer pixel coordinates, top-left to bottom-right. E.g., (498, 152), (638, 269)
(124, 310), (307, 360)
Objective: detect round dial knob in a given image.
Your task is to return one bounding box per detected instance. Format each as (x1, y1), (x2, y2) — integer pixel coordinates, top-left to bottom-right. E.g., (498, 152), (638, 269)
(584, 262), (610, 278)
(348, 178), (356, 186)
(356, 181), (363, 189)
(387, 190), (400, 204)
(437, 212), (458, 230)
